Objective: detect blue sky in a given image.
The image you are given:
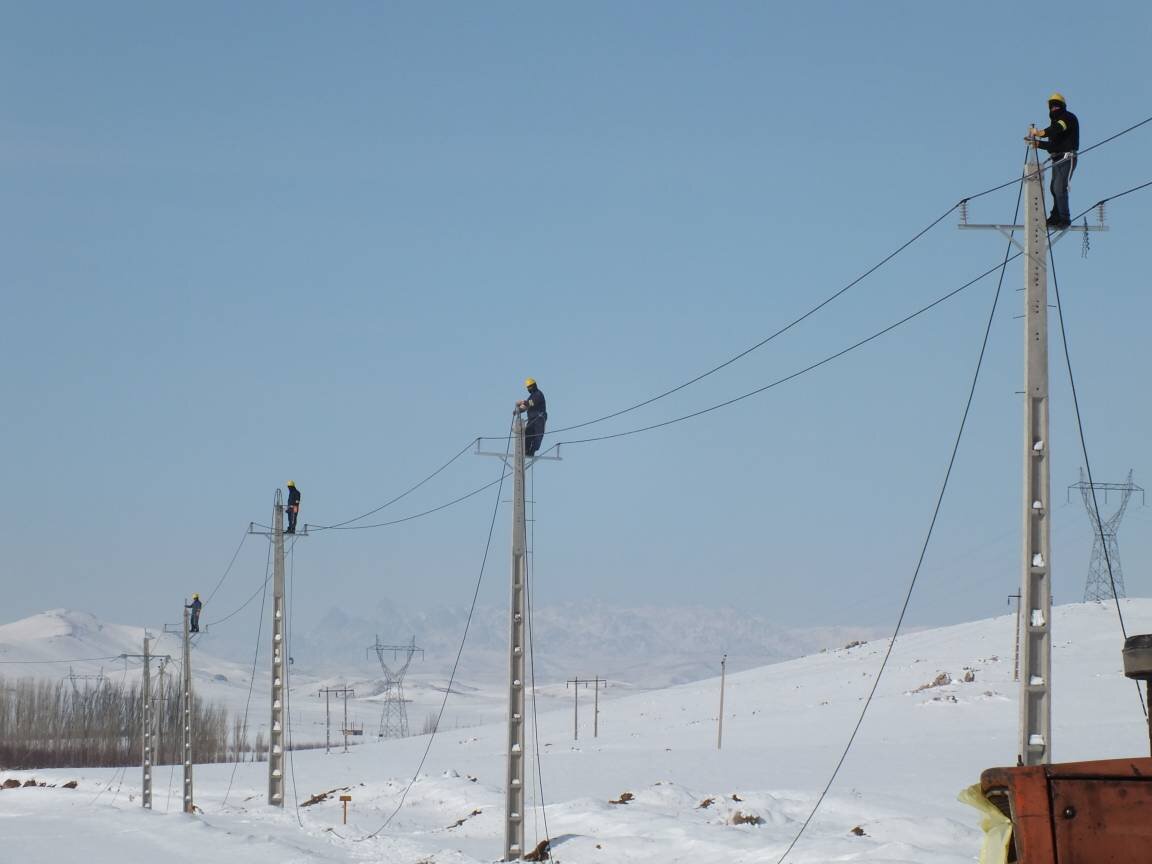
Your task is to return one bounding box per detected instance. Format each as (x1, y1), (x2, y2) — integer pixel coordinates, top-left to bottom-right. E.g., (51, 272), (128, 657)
(3, 2), (1151, 636)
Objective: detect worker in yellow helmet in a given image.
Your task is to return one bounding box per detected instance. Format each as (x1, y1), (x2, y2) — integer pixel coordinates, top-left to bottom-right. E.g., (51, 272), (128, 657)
(1027, 92), (1079, 228)
(186, 593), (203, 633)
(515, 378), (547, 457)
(286, 480), (301, 534)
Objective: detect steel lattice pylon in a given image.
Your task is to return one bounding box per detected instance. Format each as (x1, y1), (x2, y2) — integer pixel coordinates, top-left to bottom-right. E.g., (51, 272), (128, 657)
(1070, 469), (1144, 602)
(367, 636), (422, 738)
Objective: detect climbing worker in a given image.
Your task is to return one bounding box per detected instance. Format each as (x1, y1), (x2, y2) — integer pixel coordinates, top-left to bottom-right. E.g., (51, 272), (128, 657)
(286, 480), (301, 534)
(515, 378), (547, 457)
(1027, 92), (1079, 229)
(186, 593), (202, 633)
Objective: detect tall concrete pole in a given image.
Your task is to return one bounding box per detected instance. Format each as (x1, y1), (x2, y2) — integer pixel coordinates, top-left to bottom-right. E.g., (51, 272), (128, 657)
(269, 489), (286, 806)
(504, 415), (527, 860)
(182, 606), (194, 812)
(717, 655), (727, 751)
(1019, 153), (1052, 765)
(343, 688), (350, 754)
(141, 636), (152, 809)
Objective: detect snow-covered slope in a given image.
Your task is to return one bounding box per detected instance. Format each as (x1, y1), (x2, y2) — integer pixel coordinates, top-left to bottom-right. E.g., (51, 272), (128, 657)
(0, 604), (879, 742)
(3, 600), (1151, 863)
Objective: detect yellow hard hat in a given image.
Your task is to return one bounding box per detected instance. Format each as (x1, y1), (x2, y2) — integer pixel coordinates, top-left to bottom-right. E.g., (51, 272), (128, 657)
(524, 377), (536, 388)
(1048, 91), (1066, 105)
(286, 480), (295, 487)
(193, 593), (200, 599)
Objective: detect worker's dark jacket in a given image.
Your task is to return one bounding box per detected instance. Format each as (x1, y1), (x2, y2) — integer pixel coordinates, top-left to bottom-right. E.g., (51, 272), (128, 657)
(287, 486), (301, 508)
(188, 599), (202, 614)
(1038, 107), (1079, 157)
(523, 388), (546, 422)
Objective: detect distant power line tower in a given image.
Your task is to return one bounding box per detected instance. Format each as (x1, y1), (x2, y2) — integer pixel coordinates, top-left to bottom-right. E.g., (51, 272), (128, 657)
(1069, 469), (1144, 602)
(366, 636), (423, 738)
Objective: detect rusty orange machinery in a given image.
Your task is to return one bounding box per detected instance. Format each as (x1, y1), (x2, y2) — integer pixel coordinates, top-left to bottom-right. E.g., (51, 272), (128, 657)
(980, 756), (1152, 862)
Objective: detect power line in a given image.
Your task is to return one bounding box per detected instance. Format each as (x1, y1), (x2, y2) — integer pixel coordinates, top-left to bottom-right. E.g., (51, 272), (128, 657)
(525, 462), (551, 849)
(285, 541), (304, 826)
(539, 204), (961, 438)
(347, 423), (515, 842)
(204, 528), (249, 607)
(1043, 180), (1148, 718)
(300, 115), (1152, 537)
(223, 538), (273, 806)
(289, 177), (1152, 540)
(311, 470), (510, 531)
(0, 654), (123, 665)
(478, 113), (1152, 445)
(556, 253), (1022, 446)
(775, 153), (1026, 863)
(309, 438), (479, 531)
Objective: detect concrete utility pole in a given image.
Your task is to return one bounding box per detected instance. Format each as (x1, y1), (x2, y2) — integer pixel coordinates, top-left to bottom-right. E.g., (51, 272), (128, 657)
(269, 490), (287, 806)
(248, 489), (307, 807)
(182, 605), (194, 813)
(506, 415), (528, 858)
(566, 678), (587, 741)
(318, 687), (356, 754)
(121, 640), (171, 809)
(142, 636), (153, 810)
(155, 657), (169, 766)
(1016, 153), (1053, 767)
(717, 655), (727, 751)
(566, 676), (606, 740)
(476, 413), (561, 861)
(958, 151), (1106, 766)
(592, 676), (605, 738)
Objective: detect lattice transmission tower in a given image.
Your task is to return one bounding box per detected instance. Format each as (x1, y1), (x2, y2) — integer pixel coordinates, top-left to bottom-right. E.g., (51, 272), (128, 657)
(1069, 469), (1144, 602)
(366, 635), (423, 738)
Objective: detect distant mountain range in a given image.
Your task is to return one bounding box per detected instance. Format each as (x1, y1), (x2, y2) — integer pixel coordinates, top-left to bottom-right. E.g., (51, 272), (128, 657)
(0, 604), (880, 690)
(266, 600), (881, 688)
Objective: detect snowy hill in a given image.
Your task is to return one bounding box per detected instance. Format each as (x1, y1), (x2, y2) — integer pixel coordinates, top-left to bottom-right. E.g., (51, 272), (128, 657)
(277, 600), (882, 687)
(0, 605), (879, 741)
(4, 600), (1151, 863)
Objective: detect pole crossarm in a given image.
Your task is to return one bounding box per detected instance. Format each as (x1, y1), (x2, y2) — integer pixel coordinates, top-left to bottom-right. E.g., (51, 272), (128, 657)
(475, 447), (563, 466)
(248, 525), (310, 537)
(958, 200), (1108, 253)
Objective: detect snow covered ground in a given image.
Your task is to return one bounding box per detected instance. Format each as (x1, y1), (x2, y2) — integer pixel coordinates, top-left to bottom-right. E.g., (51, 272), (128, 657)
(3, 600), (1151, 863)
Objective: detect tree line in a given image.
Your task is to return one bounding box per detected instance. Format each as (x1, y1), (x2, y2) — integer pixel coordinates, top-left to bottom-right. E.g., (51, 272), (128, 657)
(0, 674), (249, 769)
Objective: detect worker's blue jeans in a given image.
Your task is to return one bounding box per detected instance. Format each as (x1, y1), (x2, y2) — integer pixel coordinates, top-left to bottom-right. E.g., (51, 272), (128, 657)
(1050, 154), (1076, 223)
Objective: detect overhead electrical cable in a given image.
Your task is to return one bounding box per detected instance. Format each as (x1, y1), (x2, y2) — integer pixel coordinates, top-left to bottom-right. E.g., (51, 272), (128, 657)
(303, 174), (1152, 536)
(285, 541), (304, 826)
(223, 537), (273, 806)
(204, 528), (249, 607)
(0, 654), (123, 665)
(775, 150), (1027, 863)
(205, 535), (294, 628)
(775, 165), (1152, 863)
(1042, 172), (1148, 718)
(556, 254), (1023, 446)
(309, 438), (479, 531)
(313, 470), (510, 531)
(343, 422), (515, 843)
(538, 204), (961, 437)
(475, 113), (1152, 446)
(297, 114), (1152, 534)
